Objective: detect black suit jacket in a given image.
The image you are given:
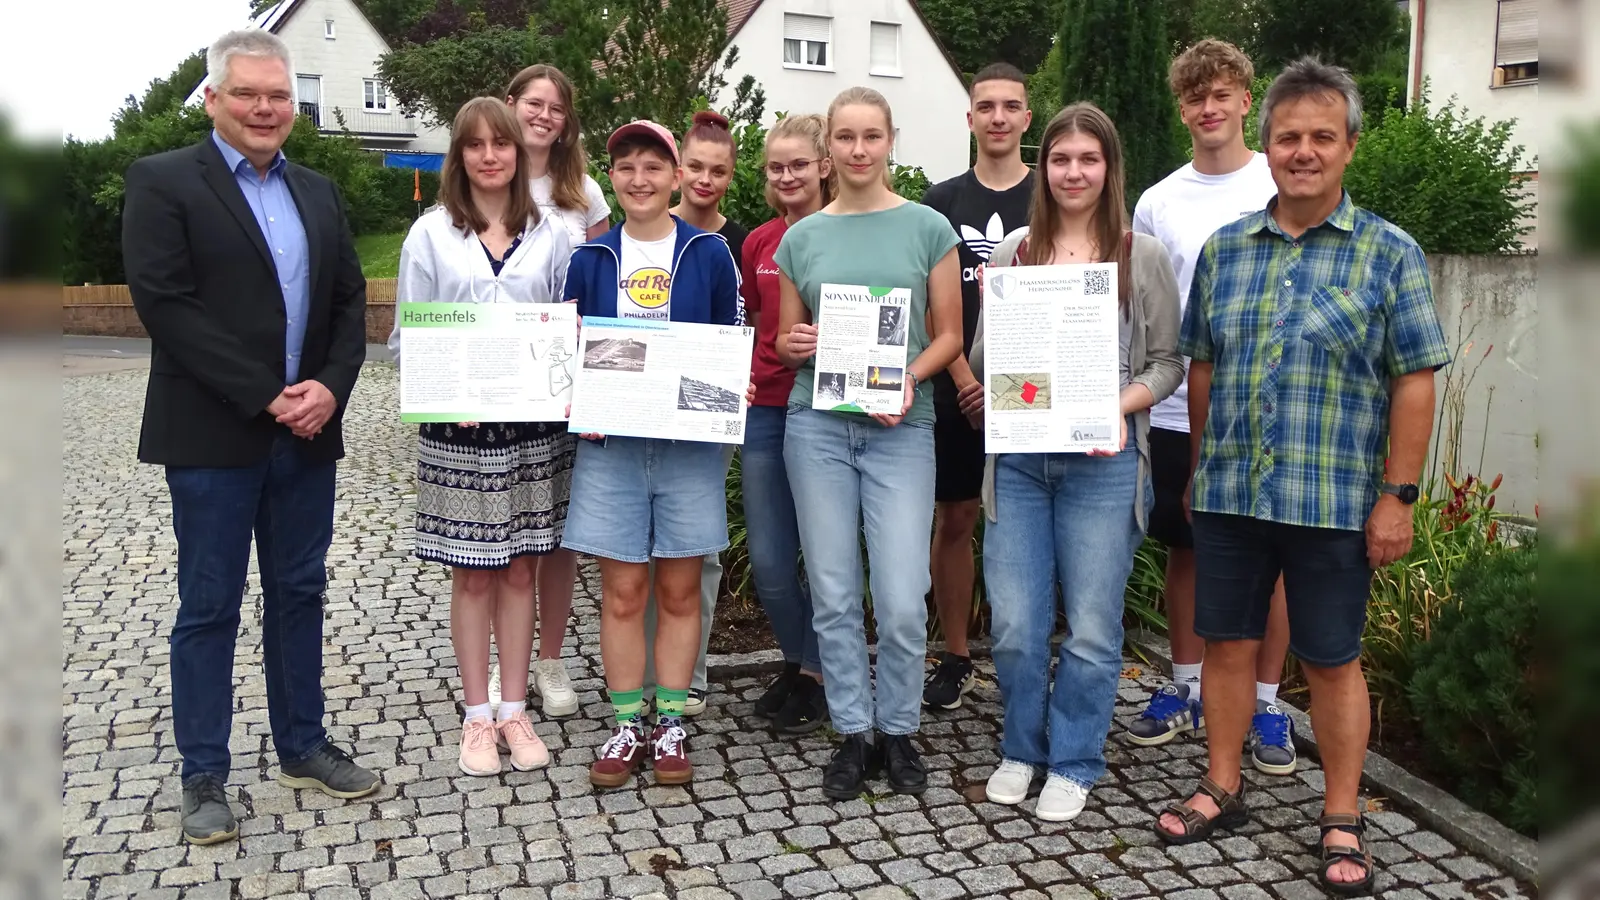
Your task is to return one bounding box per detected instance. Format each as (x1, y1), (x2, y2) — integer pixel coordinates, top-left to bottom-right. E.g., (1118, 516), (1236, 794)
(123, 137), (367, 467)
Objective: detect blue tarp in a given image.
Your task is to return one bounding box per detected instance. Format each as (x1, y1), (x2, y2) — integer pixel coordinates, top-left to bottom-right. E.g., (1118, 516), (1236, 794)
(382, 152), (444, 172)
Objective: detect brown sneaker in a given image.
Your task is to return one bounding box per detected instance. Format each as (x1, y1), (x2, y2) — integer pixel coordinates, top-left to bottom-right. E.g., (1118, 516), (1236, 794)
(589, 724), (645, 788)
(651, 723), (693, 785)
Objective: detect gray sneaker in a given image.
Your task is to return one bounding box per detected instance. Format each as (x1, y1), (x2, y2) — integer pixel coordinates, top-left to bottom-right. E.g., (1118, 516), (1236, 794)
(181, 775), (238, 845)
(1249, 700), (1298, 775)
(277, 742), (381, 799)
(1126, 681), (1203, 746)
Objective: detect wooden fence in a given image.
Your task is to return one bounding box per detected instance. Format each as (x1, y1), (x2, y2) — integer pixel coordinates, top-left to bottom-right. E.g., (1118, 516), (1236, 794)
(64, 281), (399, 343)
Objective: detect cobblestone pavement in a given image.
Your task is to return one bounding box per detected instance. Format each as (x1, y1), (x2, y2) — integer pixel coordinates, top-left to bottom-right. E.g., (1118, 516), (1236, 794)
(64, 365), (1531, 900)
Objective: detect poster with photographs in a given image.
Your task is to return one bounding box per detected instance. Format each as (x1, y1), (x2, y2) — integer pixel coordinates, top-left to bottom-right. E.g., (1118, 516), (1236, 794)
(979, 262), (1121, 454)
(397, 302), (577, 423)
(569, 317), (755, 444)
(811, 283), (912, 415)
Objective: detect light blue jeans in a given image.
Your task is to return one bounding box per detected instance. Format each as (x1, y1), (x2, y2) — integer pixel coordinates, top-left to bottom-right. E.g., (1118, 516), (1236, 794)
(742, 405), (821, 673)
(984, 440), (1149, 788)
(784, 406), (934, 735)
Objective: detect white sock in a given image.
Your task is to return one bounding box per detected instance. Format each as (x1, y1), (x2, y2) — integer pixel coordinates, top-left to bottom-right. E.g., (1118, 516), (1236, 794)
(497, 700), (526, 722)
(1172, 663), (1203, 701)
(463, 702), (493, 723)
(1256, 682), (1280, 706)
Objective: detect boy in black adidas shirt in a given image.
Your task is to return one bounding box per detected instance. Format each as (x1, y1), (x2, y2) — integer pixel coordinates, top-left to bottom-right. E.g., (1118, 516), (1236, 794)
(919, 63), (1034, 708)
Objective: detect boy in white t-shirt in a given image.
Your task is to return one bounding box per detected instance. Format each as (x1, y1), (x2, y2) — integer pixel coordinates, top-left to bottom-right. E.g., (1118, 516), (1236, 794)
(1129, 39), (1296, 776)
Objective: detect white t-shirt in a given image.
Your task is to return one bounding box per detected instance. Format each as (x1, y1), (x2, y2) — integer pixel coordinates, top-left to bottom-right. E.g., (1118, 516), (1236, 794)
(1132, 152), (1278, 433)
(617, 229), (676, 320)
(531, 173), (612, 248)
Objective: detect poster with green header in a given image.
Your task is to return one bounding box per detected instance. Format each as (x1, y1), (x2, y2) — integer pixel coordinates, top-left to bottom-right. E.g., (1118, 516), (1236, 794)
(397, 302), (578, 423)
(810, 283), (911, 415)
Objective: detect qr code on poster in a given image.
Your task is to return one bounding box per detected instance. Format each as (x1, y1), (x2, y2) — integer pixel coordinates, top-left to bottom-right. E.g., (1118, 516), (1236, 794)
(723, 420), (743, 438)
(847, 371), (866, 388)
(1083, 268), (1112, 297)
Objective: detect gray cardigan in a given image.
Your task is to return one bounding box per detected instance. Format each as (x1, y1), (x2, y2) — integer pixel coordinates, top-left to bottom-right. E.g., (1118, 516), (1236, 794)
(969, 229), (1184, 530)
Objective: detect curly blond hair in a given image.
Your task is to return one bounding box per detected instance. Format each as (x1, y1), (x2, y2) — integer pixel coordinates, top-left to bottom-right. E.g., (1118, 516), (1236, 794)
(1168, 39), (1255, 98)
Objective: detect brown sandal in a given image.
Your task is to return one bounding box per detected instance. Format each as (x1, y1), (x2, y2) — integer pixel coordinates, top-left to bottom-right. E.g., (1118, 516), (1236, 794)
(1317, 813), (1377, 896)
(1154, 775), (1249, 845)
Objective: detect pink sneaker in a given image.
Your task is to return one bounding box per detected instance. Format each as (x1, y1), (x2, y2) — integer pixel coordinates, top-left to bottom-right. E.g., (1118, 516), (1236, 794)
(496, 712), (550, 771)
(458, 717), (501, 776)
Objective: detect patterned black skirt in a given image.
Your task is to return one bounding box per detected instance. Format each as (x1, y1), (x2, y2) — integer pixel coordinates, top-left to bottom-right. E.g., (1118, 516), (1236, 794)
(414, 422), (575, 568)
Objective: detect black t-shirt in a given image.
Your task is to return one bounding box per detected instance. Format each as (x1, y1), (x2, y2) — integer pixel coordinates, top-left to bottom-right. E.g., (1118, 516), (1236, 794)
(920, 169), (1035, 409)
(718, 218), (750, 271)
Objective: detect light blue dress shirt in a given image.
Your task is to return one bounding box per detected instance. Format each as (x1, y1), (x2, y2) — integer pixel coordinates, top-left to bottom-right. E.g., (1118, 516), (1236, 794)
(212, 130), (311, 383)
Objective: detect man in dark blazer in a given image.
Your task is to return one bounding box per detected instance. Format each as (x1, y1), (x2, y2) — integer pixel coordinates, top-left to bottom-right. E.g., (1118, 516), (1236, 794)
(123, 28), (378, 846)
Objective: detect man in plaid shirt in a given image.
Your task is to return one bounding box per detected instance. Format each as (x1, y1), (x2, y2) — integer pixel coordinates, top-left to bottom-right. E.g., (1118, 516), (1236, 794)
(1153, 58), (1451, 896)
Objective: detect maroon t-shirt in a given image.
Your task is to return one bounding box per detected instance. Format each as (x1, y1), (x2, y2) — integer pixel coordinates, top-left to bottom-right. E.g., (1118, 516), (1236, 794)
(741, 217), (797, 407)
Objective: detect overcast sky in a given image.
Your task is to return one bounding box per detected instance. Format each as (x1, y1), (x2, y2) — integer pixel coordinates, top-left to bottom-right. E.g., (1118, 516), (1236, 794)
(3, 0), (247, 142)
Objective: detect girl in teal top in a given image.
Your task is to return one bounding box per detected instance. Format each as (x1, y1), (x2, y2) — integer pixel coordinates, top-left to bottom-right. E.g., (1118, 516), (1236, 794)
(773, 86), (962, 801)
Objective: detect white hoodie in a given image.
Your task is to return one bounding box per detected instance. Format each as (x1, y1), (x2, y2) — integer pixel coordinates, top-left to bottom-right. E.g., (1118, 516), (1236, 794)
(387, 205), (572, 367)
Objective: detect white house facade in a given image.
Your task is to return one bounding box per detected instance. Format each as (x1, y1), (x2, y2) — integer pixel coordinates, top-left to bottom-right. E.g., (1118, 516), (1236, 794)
(1407, 0), (1538, 246)
(717, 0), (972, 183)
(188, 0), (450, 159)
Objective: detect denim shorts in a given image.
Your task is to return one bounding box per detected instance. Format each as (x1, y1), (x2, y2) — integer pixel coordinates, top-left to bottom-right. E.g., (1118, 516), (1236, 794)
(1191, 511), (1373, 668)
(561, 436), (730, 564)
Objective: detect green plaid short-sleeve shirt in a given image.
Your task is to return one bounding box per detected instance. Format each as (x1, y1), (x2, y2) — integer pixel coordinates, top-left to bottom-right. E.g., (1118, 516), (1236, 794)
(1179, 192), (1452, 532)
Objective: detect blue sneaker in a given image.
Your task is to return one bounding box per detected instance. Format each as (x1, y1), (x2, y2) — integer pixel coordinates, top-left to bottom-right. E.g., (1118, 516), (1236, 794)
(1250, 700), (1298, 775)
(1127, 682), (1203, 746)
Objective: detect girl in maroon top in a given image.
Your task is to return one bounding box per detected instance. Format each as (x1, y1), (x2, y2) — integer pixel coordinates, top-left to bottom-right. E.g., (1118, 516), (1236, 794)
(742, 114), (835, 731)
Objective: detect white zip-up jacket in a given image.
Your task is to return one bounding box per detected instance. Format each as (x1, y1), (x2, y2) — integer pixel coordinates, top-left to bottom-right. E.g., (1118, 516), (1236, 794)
(387, 205), (572, 367)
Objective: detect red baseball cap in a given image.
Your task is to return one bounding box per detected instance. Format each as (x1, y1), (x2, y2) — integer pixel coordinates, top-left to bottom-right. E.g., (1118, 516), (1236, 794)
(606, 120), (681, 166)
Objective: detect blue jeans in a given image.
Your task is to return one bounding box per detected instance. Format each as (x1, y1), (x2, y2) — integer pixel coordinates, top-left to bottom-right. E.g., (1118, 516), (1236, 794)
(984, 444), (1148, 788)
(743, 406), (820, 672)
(165, 435), (336, 781)
(784, 407), (934, 735)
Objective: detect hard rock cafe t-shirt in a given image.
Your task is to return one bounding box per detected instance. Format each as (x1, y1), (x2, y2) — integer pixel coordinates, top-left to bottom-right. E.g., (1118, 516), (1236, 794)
(617, 230), (676, 320)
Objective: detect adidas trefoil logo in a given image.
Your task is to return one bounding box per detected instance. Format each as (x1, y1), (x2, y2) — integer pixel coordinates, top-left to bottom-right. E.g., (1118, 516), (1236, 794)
(960, 213), (1026, 261)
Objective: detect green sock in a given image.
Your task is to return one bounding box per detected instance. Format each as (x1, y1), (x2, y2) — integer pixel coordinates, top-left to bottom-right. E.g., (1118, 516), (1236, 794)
(610, 687), (645, 728)
(655, 687), (689, 720)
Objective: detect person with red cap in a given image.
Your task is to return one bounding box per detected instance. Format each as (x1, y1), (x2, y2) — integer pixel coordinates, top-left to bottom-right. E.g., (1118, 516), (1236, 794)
(559, 119), (746, 789)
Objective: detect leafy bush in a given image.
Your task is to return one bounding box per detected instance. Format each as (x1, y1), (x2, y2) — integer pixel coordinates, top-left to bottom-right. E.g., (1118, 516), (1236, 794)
(1559, 122), (1600, 257)
(64, 102), (435, 284)
(1343, 87), (1534, 254)
(1405, 535), (1536, 836)
(1539, 503), (1600, 833)
(1355, 72), (1407, 118)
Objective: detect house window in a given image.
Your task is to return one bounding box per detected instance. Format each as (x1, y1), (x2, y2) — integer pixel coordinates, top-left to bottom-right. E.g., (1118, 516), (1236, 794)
(783, 14), (831, 69)
(1493, 0), (1537, 85)
(296, 74), (322, 126)
(364, 79), (389, 112)
(869, 22), (901, 76)
(324, 18), (335, 38)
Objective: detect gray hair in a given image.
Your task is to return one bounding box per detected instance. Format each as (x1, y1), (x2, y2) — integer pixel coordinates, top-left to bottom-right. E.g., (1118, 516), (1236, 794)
(1259, 57), (1363, 146)
(205, 29), (294, 92)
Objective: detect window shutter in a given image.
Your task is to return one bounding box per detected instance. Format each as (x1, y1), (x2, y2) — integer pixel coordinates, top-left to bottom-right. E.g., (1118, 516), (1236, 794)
(870, 22), (899, 72)
(1495, 0), (1538, 66)
(784, 13), (830, 43)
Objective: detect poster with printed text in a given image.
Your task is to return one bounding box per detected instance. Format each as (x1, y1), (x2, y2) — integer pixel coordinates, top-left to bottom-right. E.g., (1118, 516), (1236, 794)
(398, 302), (577, 423)
(980, 263), (1122, 454)
(811, 283), (912, 416)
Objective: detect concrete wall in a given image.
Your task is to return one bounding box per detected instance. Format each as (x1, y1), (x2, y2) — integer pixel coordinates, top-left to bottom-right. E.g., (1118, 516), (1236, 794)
(1424, 254), (1538, 518)
(721, 0), (971, 183)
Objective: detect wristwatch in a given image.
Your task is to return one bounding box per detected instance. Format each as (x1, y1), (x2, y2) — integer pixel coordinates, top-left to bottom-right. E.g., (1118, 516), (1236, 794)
(907, 371), (919, 393)
(1380, 481), (1420, 504)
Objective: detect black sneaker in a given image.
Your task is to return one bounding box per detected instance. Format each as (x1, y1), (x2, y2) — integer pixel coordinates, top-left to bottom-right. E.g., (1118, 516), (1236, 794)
(822, 733), (878, 800)
(754, 663), (800, 719)
(922, 652), (976, 710)
(879, 732), (927, 795)
(278, 742), (381, 799)
(181, 774), (238, 845)
(774, 675), (828, 734)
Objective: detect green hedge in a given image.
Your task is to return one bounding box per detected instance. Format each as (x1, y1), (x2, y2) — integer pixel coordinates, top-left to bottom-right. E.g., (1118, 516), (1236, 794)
(1406, 537), (1537, 835)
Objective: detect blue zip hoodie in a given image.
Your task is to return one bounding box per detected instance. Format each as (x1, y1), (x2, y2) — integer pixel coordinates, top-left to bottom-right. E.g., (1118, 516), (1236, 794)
(565, 216), (744, 326)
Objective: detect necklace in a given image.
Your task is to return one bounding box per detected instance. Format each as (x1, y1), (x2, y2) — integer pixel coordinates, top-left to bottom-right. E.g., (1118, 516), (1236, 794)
(1053, 238), (1096, 261)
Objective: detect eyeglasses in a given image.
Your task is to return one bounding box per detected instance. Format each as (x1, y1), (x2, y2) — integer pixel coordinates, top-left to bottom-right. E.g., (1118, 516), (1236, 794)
(517, 98), (568, 121)
(765, 159), (814, 178)
(225, 88), (294, 109)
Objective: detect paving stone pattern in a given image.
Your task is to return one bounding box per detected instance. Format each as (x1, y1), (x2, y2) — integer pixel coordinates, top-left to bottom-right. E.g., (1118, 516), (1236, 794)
(64, 365), (1531, 900)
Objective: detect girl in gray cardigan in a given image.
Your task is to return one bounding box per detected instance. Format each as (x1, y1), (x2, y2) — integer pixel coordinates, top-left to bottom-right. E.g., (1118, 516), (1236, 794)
(957, 104), (1183, 822)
